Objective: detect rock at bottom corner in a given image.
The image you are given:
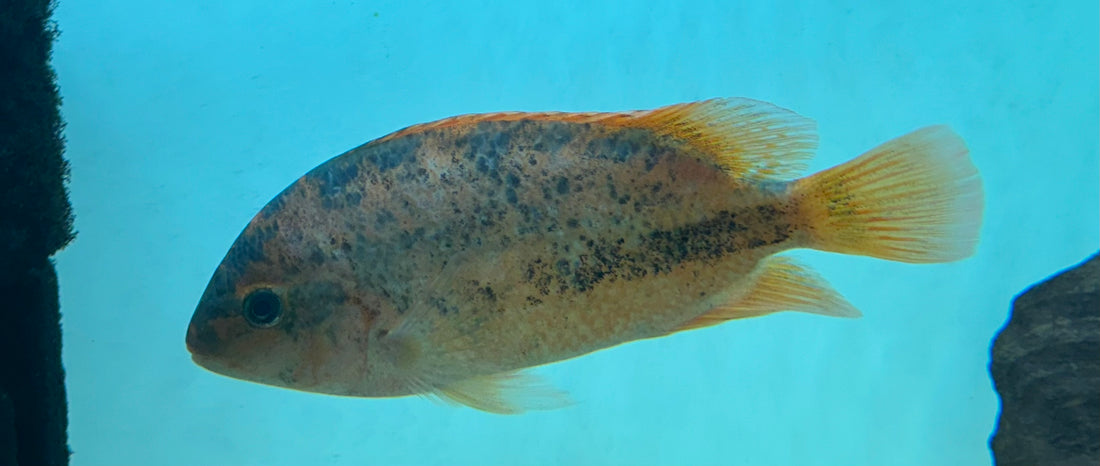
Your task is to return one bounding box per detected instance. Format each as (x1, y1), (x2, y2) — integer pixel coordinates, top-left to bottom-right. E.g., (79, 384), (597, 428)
(990, 253), (1099, 466)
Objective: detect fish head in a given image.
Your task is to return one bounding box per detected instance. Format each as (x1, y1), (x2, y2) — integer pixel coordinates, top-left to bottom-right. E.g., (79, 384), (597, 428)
(186, 205), (378, 395)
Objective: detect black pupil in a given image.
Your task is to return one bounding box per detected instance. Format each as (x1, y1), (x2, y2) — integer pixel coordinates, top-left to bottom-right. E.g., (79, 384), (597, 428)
(245, 289), (281, 325)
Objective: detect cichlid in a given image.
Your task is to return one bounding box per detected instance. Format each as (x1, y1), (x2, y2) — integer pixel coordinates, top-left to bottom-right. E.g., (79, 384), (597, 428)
(186, 98), (983, 413)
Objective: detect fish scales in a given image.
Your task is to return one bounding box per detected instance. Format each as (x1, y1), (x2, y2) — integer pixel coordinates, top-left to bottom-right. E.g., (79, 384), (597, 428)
(187, 98), (983, 413)
(270, 119), (793, 372)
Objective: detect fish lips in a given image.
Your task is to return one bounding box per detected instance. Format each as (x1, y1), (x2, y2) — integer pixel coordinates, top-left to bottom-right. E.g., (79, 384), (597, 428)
(185, 285), (240, 362)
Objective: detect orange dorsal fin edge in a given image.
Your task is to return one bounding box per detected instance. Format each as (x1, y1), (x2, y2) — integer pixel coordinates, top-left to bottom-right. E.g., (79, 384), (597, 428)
(376, 98), (819, 180)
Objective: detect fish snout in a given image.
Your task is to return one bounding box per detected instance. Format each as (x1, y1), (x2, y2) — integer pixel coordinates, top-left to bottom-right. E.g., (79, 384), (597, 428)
(185, 321), (220, 359)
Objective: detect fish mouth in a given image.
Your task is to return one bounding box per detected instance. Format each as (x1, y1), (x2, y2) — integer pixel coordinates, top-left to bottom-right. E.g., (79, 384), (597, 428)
(184, 320), (246, 377)
(186, 336), (226, 374)
(185, 321), (218, 358)
(186, 336), (213, 370)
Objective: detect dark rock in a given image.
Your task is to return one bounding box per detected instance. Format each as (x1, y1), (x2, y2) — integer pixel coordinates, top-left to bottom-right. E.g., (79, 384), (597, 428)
(990, 253), (1100, 466)
(0, 390), (15, 466)
(0, 0), (75, 261)
(0, 0), (76, 464)
(0, 262), (71, 466)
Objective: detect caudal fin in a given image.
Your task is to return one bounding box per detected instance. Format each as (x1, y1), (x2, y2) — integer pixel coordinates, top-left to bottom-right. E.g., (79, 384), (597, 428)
(793, 126), (983, 263)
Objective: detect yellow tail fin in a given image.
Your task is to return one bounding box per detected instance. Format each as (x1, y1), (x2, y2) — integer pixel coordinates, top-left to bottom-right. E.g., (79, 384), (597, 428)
(793, 126), (983, 263)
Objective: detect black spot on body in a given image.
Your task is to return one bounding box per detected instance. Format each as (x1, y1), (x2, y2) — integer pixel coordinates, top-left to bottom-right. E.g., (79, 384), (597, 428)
(375, 209), (396, 228)
(229, 237), (265, 270)
(525, 205), (793, 295)
(556, 259), (571, 276)
(328, 162), (359, 192)
(532, 121), (575, 154)
(479, 286), (497, 302)
(476, 157), (494, 175)
(308, 247), (326, 265)
(586, 129), (654, 163)
(226, 220), (282, 272)
(466, 123), (512, 182)
(260, 195), (286, 219)
(363, 135), (421, 172)
(616, 140), (638, 162)
(285, 281), (346, 325)
(556, 177), (569, 195)
(397, 228), (427, 250)
(431, 296), (459, 315)
(645, 151), (661, 171)
(756, 205), (780, 222)
(518, 203), (543, 224)
(641, 210), (751, 265)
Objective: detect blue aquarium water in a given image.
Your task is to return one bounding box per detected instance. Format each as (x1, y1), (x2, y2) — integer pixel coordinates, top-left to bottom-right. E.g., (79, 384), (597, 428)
(52, 1), (1097, 465)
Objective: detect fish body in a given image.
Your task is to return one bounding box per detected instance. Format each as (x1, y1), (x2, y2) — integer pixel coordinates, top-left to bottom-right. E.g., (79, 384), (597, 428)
(186, 98), (983, 413)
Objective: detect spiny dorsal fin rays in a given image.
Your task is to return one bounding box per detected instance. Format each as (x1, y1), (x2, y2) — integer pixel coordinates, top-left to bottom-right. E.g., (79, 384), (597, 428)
(432, 371), (574, 415)
(618, 98), (819, 180)
(376, 98), (818, 181)
(670, 255), (861, 334)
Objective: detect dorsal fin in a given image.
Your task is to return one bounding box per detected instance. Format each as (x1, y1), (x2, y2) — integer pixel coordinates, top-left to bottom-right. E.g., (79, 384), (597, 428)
(614, 98), (819, 179)
(376, 98), (818, 180)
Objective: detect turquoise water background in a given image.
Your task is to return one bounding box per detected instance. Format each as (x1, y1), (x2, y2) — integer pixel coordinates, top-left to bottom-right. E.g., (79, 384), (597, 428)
(52, 1), (1098, 465)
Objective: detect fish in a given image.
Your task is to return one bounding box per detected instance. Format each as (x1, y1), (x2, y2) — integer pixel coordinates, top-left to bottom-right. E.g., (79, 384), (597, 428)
(185, 98), (983, 414)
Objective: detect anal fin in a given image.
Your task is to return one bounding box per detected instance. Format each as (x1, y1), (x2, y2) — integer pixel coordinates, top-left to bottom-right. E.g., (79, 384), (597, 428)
(672, 256), (861, 333)
(434, 371), (573, 415)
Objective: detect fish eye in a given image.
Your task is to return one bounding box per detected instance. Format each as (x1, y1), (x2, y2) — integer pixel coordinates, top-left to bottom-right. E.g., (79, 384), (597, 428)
(242, 288), (282, 328)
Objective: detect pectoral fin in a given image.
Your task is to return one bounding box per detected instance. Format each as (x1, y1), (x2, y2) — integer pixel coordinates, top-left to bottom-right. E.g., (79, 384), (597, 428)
(434, 371), (573, 415)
